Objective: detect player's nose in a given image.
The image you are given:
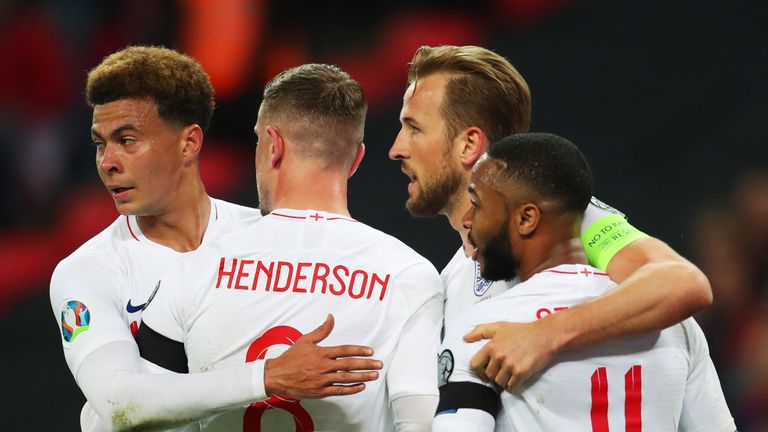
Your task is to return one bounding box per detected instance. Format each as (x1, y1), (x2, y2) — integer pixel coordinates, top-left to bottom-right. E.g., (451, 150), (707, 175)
(462, 206), (474, 230)
(388, 129), (409, 160)
(98, 143), (123, 174)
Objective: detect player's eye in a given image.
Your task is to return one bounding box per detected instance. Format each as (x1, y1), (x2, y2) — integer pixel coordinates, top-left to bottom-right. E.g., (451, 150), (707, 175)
(120, 137), (136, 146)
(91, 140), (105, 149)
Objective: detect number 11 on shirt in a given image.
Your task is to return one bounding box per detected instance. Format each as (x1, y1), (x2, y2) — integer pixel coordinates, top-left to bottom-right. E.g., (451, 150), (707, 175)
(591, 365), (642, 432)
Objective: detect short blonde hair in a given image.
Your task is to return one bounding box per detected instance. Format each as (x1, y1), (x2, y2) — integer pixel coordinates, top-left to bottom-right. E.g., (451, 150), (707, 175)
(408, 45), (531, 143)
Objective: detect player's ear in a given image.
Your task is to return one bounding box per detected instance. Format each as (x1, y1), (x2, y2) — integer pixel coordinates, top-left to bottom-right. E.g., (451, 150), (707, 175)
(266, 126), (284, 168)
(517, 203), (540, 236)
(181, 124), (204, 164)
(458, 127), (489, 169)
(348, 143), (365, 178)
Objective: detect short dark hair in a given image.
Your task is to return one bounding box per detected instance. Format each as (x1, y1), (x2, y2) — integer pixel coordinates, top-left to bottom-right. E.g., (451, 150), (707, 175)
(260, 63), (367, 166)
(408, 45), (531, 143)
(86, 46), (215, 132)
(487, 133), (593, 214)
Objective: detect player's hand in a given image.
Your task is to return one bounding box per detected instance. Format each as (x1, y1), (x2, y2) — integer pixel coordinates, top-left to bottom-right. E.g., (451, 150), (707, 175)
(464, 320), (558, 392)
(264, 314), (382, 399)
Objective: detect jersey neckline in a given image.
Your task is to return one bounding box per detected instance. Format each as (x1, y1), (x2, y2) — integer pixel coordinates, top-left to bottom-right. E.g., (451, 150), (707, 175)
(267, 208), (358, 223)
(123, 197), (220, 251)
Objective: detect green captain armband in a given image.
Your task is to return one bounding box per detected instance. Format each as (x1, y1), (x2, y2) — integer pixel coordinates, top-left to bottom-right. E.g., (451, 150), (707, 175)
(581, 214), (648, 271)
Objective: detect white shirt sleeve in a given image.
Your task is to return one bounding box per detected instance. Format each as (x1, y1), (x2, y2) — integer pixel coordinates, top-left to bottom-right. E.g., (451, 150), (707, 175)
(386, 262), (445, 402)
(581, 196), (624, 229)
(80, 402), (108, 432)
(75, 340), (265, 431)
(50, 253), (134, 378)
(433, 314), (500, 432)
(390, 395), (439, 432)
(678, 319), (737, 432)
(54, 250), (268, 431)
(80, 401), (200, 432)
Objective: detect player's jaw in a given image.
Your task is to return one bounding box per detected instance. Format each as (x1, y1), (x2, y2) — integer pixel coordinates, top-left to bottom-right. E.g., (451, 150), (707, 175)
(474, 223), (519, 282)
(402, 161), (463, 218)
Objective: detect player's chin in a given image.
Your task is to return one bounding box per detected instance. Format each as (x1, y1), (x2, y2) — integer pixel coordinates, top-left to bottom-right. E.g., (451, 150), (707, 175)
(113, 200), (142, 216)
(405, 195), (441, 218)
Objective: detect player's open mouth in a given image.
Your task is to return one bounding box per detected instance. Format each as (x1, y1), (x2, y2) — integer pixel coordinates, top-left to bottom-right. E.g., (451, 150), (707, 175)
(110, 187), (134, 199)
(402, 168), (417, 192)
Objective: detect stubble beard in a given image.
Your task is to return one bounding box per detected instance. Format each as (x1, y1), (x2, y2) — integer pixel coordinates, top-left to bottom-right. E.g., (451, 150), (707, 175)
(405, 163), (464, 218)
(479, 221), (519, 282)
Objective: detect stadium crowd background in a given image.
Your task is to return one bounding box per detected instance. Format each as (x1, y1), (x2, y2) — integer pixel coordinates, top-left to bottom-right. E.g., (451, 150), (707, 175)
(1, 0), (766, 429)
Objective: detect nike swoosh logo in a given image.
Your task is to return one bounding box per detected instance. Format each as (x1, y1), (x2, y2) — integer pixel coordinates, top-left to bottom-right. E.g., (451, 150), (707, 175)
(126, 281), (161, 313)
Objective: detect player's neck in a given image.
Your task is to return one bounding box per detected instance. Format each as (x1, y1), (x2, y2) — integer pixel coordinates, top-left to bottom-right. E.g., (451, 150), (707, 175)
(444, 182), (473, 255)
(137, 179), (211, 252)
(272, 166), (351, 216)
(520, 237), (588, 282)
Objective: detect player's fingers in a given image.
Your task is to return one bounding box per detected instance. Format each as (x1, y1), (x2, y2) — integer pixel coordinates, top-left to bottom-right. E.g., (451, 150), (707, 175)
(494, 367), (513, 389)
(323, 344), (375, 359)
(335, 383), (366, 396)
(469, 346), (492, 378)
(463, 322), (501, 342)
(325, 371), (379, 384)
(506, 374), (523, 393)
(314, 383), (366, 398)
(485, 358), (501, 384)
(305, 314), (335, 344)
(329, 356), (384, 372)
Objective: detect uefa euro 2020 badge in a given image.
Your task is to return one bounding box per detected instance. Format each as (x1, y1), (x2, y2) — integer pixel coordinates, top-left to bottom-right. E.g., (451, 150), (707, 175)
(474, 261), (493, 297)
(61, 300), (91, 343)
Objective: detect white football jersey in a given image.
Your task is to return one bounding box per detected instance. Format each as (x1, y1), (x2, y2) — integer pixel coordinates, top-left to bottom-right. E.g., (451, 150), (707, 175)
(49, 198), (261, 378)
(439, 264), (736, 431)
(142, 208), (445, 432)
(441, 198), (642, 335)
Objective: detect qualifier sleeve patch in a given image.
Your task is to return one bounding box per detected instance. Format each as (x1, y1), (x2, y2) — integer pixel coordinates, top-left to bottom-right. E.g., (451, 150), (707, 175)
(438, 349), (454, 387)
(581, 214), (648, 271)
(61, 300), (91, 343)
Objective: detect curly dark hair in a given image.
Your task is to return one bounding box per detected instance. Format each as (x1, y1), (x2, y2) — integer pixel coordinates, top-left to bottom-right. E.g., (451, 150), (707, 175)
(488, 133), (593, 214)
(86, 46), (215, 131)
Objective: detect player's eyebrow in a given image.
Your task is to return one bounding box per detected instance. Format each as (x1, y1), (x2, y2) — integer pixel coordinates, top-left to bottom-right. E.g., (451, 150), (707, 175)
(91, 124), (141, 141)
(468, 184), (478, 197)
(400, 115), (419, 127)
